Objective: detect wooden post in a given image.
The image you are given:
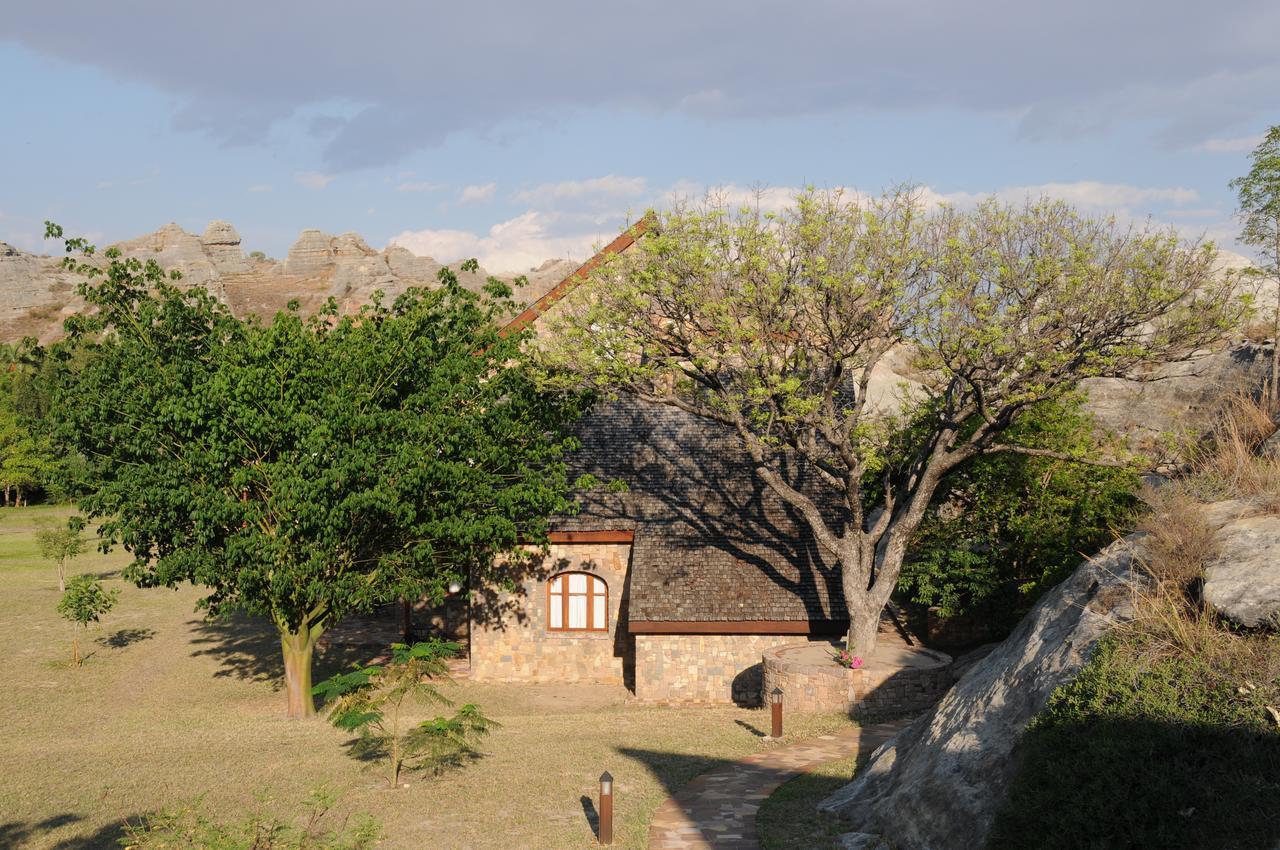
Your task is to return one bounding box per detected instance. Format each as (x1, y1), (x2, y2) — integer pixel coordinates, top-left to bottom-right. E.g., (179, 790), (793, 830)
(770, 687), (783, 738)
(598, 771), (613, 845)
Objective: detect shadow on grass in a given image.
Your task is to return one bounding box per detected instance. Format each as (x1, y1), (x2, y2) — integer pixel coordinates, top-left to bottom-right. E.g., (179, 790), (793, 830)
(97, 627), (156, 649)
(189, 613), (388, 686)
(735, 718), (767, 738)
(579, 795), (599, 840)
(0, 813), (139, 850)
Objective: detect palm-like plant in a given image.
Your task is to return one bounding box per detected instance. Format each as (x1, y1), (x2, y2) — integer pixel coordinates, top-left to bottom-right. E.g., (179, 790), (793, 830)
(313, 641), (494, 788)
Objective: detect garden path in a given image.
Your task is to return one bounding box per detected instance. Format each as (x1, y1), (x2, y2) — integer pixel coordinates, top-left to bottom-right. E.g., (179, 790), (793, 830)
(648, 719), (909, 849)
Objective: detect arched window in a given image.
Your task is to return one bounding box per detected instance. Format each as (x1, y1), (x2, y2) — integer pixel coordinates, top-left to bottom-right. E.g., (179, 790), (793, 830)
(548, 572), (608, 632)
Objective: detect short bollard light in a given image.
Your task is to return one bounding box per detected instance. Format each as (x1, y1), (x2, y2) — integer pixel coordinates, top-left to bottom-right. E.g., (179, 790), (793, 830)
(770, 687), (784, 738)
(598, 771), (614, 845)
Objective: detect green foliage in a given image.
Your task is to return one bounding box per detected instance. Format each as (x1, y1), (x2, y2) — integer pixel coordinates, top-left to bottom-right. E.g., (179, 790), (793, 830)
(547, 188), (1241, 652)
(1230, 126), (1280, 272)
(57, 573), (118, 665)
(900, 398), (1139, 624)
(121, 787), (380, 850)
(36, 515), (87, 592)
(313, 640), (494, 787)
(46, 224), (589, 714)
(57, 573), (117, 627)
(989, 636), (1280, 849)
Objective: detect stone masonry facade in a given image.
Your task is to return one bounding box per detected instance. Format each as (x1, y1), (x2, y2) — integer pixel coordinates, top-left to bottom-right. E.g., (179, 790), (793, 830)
(469, 542), (633, 684)
(762, 642), (954, 719)
(633, 633), (812, 705)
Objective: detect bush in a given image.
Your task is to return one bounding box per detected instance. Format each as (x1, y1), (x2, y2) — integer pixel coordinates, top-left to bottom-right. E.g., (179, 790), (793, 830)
(988, 636), (1280, 850)
(900, 398), (1139, 629)
(121, 787), (379, 849)
(57, 573), (117, 665)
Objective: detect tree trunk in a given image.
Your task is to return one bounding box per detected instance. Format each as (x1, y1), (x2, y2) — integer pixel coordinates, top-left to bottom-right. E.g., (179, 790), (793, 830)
(845, 597), (883, 657)
(71, 633), (81, 666)
(280, 625), (321, 718)
(57, 558), (66, 594)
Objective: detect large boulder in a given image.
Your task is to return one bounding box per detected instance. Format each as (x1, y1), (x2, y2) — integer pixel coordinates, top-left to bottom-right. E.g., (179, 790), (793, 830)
(818, 536), (1147, 850)
(1081, 343), (1273, 454)
(1203, 514), (1280, 629)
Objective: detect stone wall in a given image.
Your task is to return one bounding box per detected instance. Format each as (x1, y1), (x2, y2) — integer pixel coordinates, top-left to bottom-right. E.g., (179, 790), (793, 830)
(632, 633), (812, 705)
(469, 542), (633, 684)
(762, 642), (953, 719)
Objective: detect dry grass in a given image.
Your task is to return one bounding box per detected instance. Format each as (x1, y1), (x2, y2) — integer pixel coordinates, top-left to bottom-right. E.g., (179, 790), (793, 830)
(1177, 389), (1280, 511)
(1122, 389), (1280, 692)
(0, 505), (856, 850)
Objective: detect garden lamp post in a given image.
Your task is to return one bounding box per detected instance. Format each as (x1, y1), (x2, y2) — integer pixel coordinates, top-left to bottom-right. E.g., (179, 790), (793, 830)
(770, 687), (784, 738)
(599, 771), (614, 845)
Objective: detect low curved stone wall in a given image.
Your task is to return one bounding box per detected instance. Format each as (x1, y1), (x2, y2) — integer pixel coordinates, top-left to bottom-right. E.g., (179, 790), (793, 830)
(761, 641), (953, 719)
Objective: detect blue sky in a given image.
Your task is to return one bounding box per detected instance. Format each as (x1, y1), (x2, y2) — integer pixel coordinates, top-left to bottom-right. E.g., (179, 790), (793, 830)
(1, 1), (1277, 271)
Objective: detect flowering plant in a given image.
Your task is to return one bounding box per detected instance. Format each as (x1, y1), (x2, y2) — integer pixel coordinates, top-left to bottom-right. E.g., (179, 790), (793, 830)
(832, 648), (864, 669)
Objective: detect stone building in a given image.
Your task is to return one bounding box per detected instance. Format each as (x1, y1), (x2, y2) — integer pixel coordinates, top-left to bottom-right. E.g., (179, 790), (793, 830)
(468, 222), (856, 705)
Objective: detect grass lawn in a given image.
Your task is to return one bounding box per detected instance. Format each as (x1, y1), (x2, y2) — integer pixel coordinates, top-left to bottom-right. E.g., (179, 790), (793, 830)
(756, 754), (858, 850)
(0, 505), (857, 849)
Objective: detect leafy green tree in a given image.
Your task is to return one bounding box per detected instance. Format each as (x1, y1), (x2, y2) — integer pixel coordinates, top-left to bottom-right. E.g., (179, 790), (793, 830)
(57, 573), (118, 665)
(548, 189), (1242, 653)
(48, 225), (589, 717)
(900, 397), (1139, 627)
(313, 641), (493, 788)
(1230, 126), (1280, 400)
(36, 516), (87, 592)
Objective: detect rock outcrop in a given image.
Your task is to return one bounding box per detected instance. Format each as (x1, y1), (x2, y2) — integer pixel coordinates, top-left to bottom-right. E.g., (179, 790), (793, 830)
(1081, 343), (1274, 456)
(819, 535), (1147, 849)
(820, 496), (1280, 849)
(0, 222), (581, 343)
(1204, 514), (1280, 628)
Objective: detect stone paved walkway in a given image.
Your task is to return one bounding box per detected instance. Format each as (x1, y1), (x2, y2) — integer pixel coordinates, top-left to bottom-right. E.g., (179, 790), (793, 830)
(648, 721), (907, 850)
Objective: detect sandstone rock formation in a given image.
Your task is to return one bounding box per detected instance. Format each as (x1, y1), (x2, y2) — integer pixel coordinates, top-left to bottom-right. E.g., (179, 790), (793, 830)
(1081, 342), (1274, 456)
(0, 222), (580, 344)
(818, 535), (1148, 850)
(1203, 514), (1280, 628)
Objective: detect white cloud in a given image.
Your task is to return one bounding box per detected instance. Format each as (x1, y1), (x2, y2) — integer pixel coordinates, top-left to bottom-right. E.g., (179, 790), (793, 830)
(397, 180), (444, 193)
(921, 181), (1199, 212)
(388, 211), (609, 272)
(295, 171), (335, 190)
(459, 182), (497, 204)
(514, 175), (648, 205)
(1195, 135), (1264, 154)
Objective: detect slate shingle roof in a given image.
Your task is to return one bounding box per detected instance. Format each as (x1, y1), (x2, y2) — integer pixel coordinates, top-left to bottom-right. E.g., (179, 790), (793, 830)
(556, 399), (848, 624)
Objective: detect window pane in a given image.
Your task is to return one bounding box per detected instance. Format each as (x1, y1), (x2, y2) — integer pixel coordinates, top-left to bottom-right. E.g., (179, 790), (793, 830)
(568, 573), (587, 593)
(550, 576), (562, 594)
(592, 598), (606, 629)
(569, 595), (587, 629)
(591, 575), (605, 594)
(550, 598), (562, 629)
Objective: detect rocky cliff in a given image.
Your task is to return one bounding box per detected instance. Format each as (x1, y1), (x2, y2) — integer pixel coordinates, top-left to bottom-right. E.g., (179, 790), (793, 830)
(0, 222), (578, 343)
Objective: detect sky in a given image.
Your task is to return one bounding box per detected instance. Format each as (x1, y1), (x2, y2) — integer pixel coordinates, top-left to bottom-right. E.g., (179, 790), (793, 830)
(1, 0), (1277, 272)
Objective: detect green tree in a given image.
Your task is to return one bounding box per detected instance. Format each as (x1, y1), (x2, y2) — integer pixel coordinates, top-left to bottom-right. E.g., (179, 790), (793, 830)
(57, 573), (118, 665)
(548, 189), (1241, 653)
(313, 640), (493, 788)
(48, 225), (589, 717)
(1230, 126), (1280, 401)
(900, 397), (1139, 627)
(36, 516), (87, 593)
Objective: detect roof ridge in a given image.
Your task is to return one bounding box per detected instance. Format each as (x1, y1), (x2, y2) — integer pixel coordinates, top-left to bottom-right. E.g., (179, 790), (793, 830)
(500, 212), (654, 336)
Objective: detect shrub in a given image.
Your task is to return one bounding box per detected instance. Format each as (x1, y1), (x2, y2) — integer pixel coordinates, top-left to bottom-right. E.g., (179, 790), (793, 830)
(57, 573), (117, 665)
(313, 641), (494, 788)
(988, 636), (1280, 850)
(900, 398), (1139, 629)
(120, 787), (380, 849)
